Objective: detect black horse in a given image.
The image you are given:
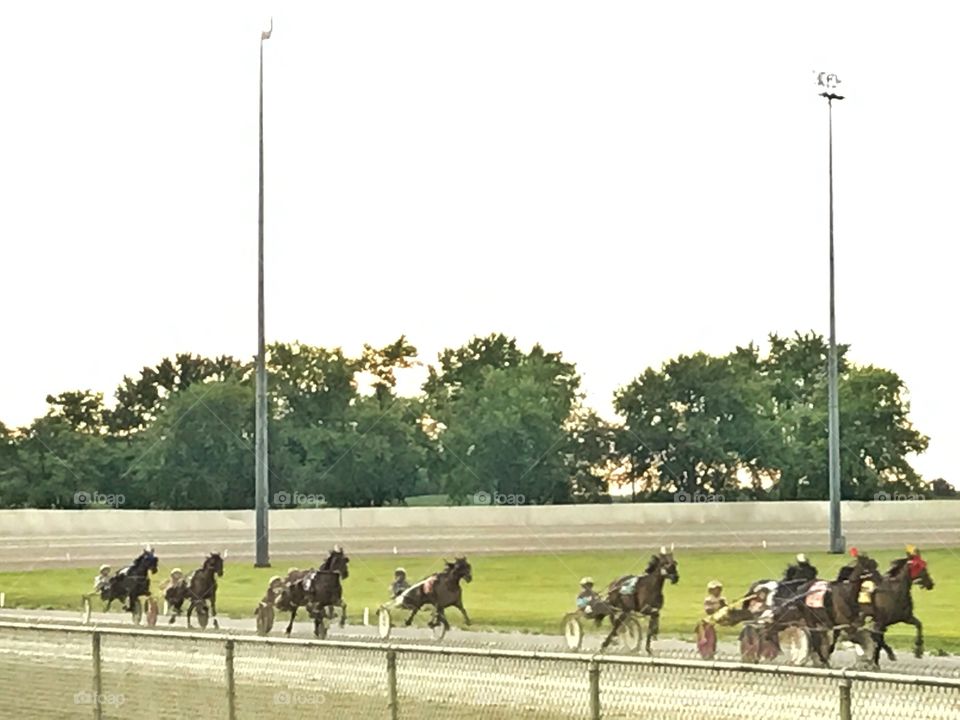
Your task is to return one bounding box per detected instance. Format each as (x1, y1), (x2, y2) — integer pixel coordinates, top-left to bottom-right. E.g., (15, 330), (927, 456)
(402, 557), (473, 633)
(101, 547), (159, 621)
(276, 547), (350, 638)
(868, 556), (935, 665)
(602, 548), (680, 653)
(166, 552), (225, 629)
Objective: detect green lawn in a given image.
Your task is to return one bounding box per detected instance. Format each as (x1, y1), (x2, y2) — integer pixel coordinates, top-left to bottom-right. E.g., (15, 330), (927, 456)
(2, 548), (957, 653)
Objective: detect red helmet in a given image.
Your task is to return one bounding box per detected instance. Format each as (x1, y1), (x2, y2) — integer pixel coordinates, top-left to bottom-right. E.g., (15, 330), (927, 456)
(849, 547), (859, 558)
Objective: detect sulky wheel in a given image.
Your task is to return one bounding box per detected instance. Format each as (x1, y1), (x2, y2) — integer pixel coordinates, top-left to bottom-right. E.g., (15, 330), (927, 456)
(563, 613), (584, 652)
(256, 604), (275, 636)
(377, 608), (392, 639)
(145, 597), (159, 627)
(779, 626), (811, 665)
(739, 625), (761, 663)
(696, 620), (718, 660)
(617, 615), (643, 654)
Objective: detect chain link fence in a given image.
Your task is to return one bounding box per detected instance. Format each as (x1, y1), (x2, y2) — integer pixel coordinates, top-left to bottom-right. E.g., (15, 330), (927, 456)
(1, 621), (958, 719)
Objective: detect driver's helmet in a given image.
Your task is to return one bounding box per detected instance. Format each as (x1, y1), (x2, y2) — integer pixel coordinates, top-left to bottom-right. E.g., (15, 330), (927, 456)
(707, 580), (723, 591)
(905, 544), (919, 557)
(394, 567), (406, 577)
(171, 568), (183, 577)
(580, 576), (594, 587)
(796, 553), (808, 564)
(99, 564), (111, 574)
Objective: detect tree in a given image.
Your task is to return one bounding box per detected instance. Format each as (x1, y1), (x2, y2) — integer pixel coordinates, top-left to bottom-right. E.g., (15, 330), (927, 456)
(107, 353), (246, 434)
(613, 348), (773, 499)
(132, 378), (254, 509)
(425, 335), (586, 504)
(268, 342), (357, 427)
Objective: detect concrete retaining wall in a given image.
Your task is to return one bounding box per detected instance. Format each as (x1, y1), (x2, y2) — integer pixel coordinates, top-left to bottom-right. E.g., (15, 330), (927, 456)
(0, 500), (955, 537)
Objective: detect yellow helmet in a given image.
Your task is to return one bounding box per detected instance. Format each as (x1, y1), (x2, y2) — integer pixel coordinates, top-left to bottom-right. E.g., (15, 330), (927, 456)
(905, 544), (917, 556)
(580, 577), (594, 586)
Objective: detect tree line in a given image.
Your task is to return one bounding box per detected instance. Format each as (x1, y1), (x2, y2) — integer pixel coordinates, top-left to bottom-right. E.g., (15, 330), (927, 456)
(0, 332), (952, 509)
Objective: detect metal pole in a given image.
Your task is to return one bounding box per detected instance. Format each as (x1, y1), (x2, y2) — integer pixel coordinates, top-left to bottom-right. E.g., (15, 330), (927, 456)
(255, 20), (272, 568)
(225, 639), (237, 720)
(825, 92), (844, 554)
(838, 677), (852, 720)
(91, 632), (103, 720)
(387, 649), (399, 720)
(588, 659), (601, 720)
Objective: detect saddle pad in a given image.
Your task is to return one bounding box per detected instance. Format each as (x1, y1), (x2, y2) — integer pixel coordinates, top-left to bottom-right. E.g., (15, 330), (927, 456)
(423, 576), (437, 594)
(858, 579), (876, 605)
(619, 577), (639, 595)
(805, 580), (828, 608)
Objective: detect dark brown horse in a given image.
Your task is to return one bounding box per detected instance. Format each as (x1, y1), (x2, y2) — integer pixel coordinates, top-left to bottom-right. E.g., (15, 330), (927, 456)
(101, 547), (159, 620)
(601, 548), (679, 653)
(402, 557), (473, 633)
(166, 552), (225, 629)
(868, 556), (935, 665)
(276, 547), (350, 638)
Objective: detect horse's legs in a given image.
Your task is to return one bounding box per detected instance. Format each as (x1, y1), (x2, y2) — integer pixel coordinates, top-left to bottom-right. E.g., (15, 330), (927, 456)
(404, 606), (421, 627)
(104, 598), (114, 613)
(339, 602), (347, 628)
(210, 592), (219, 630)
(285, 606), (298, 637)
(645, 613), (660, 654)
(600, 613), (623, 651)
(186, 601), (194, 629)
(313, 612), (325, 638)
(453, 600), (471, 626)
(437, 608), (450, 632)
(908, 615), (924, 658)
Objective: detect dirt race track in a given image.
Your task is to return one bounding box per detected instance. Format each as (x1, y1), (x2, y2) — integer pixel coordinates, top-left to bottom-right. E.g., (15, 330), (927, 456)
(2, 518), (959, 569)
(1, 612), (959, 719)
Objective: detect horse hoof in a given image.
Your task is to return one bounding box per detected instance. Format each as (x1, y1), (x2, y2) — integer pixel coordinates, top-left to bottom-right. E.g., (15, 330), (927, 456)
(914, 648), (923, 659)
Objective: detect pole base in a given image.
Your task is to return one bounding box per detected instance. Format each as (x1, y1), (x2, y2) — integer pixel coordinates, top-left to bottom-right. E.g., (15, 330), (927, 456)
(254, 562), (272, 568)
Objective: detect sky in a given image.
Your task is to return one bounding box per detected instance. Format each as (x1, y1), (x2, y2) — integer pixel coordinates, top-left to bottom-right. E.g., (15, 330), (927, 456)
(1, 2), (957, 484)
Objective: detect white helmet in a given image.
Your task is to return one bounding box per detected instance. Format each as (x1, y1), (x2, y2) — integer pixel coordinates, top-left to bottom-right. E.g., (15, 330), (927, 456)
(171, 568), (183, 576)
(796, 553), (808, 564)
(99, 564), (111, 573)
(580, 576), (594, 586)
(707, 580), (723, 591)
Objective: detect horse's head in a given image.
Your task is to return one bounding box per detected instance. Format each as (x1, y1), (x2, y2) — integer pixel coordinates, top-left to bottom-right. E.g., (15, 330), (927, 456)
(136, 546), (159, 575)
(325, 547), (350, 580)
(207, 552), (225, 578)
(909, 557), (934, 590)
(448, 556), (472, 583)
(656, 546), (679, 585)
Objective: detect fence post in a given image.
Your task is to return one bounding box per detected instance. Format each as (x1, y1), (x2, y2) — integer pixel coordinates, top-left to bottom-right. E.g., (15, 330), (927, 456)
(225, 639), (237, 720)
(838, 676), (852, 720)
(588, 659), (601, 720)
(387, 649), (399, 720)
(91, 632), (103, 720)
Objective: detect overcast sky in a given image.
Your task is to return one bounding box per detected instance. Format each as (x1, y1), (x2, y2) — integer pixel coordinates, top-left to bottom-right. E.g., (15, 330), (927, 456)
(2, 2), (957, 484)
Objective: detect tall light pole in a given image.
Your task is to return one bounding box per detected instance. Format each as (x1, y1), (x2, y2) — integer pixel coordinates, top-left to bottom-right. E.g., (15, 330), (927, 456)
(255, 19), (273, 568)
(817, 71), (844, 554)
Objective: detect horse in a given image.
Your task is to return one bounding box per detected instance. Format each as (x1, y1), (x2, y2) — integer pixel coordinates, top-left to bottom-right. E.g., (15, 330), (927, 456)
(601, 547), (679, 654)
(402, 557), (473, 633)
(867, 556), (935, 665)
(166, 552), (225, 629)
(742, 552), (880, 665)
(101, 547), (159, 621)
(276, 547), (350, 638)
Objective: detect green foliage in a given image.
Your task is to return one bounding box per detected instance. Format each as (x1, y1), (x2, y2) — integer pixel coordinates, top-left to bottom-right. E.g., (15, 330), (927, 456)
(0, 330), (942, 508)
